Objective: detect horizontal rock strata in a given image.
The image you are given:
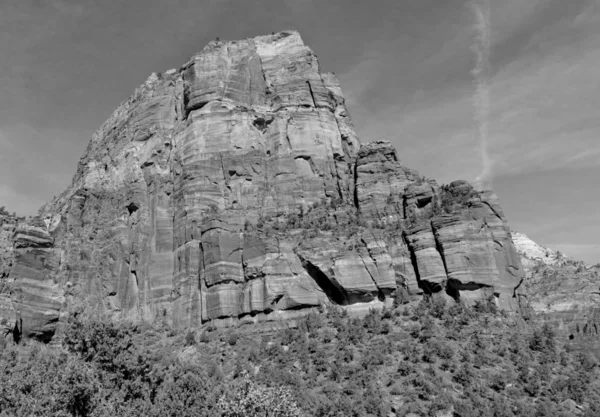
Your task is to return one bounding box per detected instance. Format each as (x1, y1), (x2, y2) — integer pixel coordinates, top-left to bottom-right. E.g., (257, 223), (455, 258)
(2, 31), (525, 340)
(514, 236), (600, 342)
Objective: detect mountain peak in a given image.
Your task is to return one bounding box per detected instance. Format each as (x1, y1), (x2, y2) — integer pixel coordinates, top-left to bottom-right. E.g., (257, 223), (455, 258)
(1, 32), (525, 341)
(511, 230), (578, 268)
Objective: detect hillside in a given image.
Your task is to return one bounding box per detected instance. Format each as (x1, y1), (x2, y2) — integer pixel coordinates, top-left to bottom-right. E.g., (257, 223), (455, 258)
(1, 297), (599, 416)
(510, 231), (600, 354)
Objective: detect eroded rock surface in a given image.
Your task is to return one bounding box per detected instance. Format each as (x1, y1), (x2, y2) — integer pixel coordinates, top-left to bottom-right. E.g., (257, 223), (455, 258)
(524, 263), (600, 339)
(2, 31), (525, 340)
(514, 235), (600, 341)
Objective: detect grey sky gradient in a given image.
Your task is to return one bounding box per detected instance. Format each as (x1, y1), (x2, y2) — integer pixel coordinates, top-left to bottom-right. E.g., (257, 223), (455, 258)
(1, 0), (599, 263)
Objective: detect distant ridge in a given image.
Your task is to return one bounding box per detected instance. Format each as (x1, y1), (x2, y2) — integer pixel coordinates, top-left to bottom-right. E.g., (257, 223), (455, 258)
(511, 230), (577, 268)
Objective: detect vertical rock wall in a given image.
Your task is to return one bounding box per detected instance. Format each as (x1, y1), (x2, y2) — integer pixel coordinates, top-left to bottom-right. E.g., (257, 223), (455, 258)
(2, 31), (525, 340)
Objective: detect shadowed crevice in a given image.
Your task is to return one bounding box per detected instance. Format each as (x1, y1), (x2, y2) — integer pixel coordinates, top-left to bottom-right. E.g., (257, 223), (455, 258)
(296, 254), (348, 305)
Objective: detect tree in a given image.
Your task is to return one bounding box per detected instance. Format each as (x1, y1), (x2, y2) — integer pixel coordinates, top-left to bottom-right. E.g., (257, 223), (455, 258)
(217, 371), (302, 417)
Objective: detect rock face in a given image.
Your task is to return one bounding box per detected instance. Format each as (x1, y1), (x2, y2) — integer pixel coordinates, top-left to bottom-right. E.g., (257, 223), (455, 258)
(1, 214), (64, 341)
(514, 234), (600, 341)
(1, 31), (526, 340)
(523, 263), (600, 340)
(512, 231), (575, 270)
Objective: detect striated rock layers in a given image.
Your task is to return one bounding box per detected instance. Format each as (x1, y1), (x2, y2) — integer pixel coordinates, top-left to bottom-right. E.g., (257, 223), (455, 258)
(0, 31), (525, 341)
(514, 236), (600, 341)
(523, 263), (600, 340)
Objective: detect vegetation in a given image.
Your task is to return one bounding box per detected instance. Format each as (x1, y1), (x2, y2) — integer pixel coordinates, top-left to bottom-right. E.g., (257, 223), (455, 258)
(247, 198), (368, 240)
(438, 183), (479, 214)
(2, 298), (600, 416)
(243, 181), (483, 246)
(0, 206), (17, 219)
(0, 206), (24, 222)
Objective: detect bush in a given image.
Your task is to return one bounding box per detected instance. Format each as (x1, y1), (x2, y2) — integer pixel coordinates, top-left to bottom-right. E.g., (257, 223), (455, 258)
(228, 332), (239, 346)
(453, 363), (475, 387)
(199, 331), (210, 343)
(3, 298), (600, 417)
(280, 328), (298, 346)
(490, 372), (507, 392)
(529, 323), (556, 354)
(301, 313), (322, 338)
(428, 296), (447, 319)
(217, 371), (301, 417)
(473, 295), (498, 314)
(185, 330), (196, 346)
(363, 308), (382, 334)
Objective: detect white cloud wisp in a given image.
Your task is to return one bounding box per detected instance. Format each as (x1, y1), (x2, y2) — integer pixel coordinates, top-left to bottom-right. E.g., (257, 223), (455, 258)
(470, 0), (493, 190)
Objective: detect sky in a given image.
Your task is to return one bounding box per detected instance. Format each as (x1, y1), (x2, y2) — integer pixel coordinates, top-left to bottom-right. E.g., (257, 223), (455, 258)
(1, 0), (599, 264)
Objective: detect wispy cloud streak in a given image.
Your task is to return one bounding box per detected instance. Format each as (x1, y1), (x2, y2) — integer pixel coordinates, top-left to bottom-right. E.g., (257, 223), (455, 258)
(469, 0), (493, 190)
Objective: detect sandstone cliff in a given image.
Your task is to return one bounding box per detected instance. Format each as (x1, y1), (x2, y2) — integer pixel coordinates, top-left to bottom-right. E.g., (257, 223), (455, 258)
(0, 31), (525, 341)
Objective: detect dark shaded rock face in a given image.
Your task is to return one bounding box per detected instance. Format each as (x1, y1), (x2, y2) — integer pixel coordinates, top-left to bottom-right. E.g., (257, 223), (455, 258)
(0, 31), (525, 340)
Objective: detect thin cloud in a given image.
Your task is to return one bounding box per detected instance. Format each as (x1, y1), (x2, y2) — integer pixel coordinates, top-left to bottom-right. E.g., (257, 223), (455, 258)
(0, 0), (598, 263)
(364, 0), (600, 183)
(562, 148), (600, 166)
(488, 26), (600, 176)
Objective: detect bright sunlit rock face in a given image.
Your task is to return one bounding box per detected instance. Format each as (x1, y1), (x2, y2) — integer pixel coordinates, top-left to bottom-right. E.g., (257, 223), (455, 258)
(512, 231), (574, 268)
(0, 31), (526, 340)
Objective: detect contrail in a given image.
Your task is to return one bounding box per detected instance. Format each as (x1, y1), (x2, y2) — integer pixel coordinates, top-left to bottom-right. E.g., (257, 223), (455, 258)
(469, 0), (493, 190)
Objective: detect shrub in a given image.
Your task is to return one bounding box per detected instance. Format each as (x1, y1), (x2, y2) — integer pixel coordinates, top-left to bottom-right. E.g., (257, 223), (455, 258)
(453, 363), (475, 387)
(363, 308), (382, 334)
(228, 332), (239, 346)
(473, 294), (498, 314)
(490, 372), (507, 392)
(185, 330), (196, 346)
(217, 371), (301, 417)
(397, 360), (414, 377)
(428, 296), (447, 319)
(4, 293), (600, 417)
(301, 313), (322, 338)
(280, 328), (298, 346)
(529, 323), (557, 355)
(199, 331), (210, 343)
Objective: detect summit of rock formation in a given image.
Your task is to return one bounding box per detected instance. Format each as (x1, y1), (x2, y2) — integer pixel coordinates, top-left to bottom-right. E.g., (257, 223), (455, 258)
(512, 231), (576, 269)
(0, 31), (526, 341)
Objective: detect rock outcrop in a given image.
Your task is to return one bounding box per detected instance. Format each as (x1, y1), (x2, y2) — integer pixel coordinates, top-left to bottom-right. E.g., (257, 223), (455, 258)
(1, 31), (525, 341)
(512, 231), (576, 270)
(1, 214), (64, 341)
(514, 234), (600, 341)
(523, 263), (600, 339)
